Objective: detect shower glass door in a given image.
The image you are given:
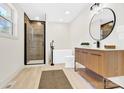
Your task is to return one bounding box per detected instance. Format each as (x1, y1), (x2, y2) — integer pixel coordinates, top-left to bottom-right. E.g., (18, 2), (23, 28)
(26, 20), (45, 64)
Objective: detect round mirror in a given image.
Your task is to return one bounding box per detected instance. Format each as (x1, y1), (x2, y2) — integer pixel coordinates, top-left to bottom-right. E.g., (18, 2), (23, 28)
(89, 8), (116, 41)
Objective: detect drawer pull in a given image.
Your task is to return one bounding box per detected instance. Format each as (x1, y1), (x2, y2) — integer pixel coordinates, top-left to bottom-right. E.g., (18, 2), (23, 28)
(82, 51), (88, 53)
(90, 53), (101, 56)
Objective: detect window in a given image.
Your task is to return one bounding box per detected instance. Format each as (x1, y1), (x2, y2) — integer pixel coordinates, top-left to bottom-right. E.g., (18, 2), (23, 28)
(0, 3), (17, 38)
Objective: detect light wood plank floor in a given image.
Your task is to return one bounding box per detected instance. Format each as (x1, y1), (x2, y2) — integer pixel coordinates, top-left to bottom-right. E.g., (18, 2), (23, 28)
(5, 64), (94, 89)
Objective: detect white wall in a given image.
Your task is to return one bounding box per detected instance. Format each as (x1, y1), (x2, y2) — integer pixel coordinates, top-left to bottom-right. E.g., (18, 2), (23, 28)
(69, 5), (93, 49)
(46, 22), (70, 64)
(0, 4), (24, 87)
(69, 3), (124, 49)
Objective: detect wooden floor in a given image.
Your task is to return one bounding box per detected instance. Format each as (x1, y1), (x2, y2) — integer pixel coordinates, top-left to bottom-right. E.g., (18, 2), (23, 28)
(5, 64), (94, 89)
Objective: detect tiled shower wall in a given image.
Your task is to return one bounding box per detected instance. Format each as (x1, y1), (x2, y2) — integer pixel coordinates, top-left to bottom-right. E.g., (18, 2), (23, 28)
(28, 21), (44, 60)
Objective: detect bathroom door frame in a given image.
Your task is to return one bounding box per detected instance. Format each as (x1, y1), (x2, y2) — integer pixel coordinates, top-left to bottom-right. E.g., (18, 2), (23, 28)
(24, 14), (46, 65)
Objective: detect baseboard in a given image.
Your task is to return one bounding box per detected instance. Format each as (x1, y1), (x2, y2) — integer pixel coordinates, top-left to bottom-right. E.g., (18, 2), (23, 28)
(54, 62), (65, 64)
(0, 65), (25, 88)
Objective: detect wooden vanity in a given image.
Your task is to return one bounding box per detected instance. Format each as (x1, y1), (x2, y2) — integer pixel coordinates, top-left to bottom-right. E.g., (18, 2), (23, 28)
(75, 48), (124, 88)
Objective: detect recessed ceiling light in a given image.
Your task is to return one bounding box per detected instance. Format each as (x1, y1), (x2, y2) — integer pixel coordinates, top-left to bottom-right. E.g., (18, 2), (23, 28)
(59, 18), (63, 22)
(65, 11), (70, 15)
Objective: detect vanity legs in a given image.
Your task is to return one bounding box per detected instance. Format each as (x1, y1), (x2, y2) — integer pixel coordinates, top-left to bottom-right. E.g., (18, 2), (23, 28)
(103, 78), (120, 89)
(103, 78), (107, 89)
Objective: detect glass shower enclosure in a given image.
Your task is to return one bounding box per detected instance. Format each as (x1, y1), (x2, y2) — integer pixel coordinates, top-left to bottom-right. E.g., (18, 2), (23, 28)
(24, 14), (45, 65)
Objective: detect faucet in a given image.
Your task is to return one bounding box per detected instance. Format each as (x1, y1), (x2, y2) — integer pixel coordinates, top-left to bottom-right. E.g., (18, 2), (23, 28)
(93, 41), (100, 48)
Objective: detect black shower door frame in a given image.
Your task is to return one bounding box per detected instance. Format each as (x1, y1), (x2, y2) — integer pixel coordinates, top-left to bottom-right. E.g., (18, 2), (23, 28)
(24, 15), (46, 65)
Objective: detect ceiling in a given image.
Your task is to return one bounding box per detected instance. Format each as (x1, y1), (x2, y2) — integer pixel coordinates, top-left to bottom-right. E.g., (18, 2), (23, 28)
(18, 3), (90, 23)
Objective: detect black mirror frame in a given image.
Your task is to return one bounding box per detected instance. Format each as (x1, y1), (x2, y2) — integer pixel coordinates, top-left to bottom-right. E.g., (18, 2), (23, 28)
(89, 8), (116, 41)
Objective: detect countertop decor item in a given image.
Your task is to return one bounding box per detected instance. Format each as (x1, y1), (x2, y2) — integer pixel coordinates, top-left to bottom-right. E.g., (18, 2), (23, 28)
(81, 42), (90, 46)
(104, 45), (116, 49)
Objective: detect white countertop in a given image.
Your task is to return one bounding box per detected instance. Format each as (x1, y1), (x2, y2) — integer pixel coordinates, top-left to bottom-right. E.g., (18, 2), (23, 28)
(108, 76), (124, 88)
(75, 46), (124, 51)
